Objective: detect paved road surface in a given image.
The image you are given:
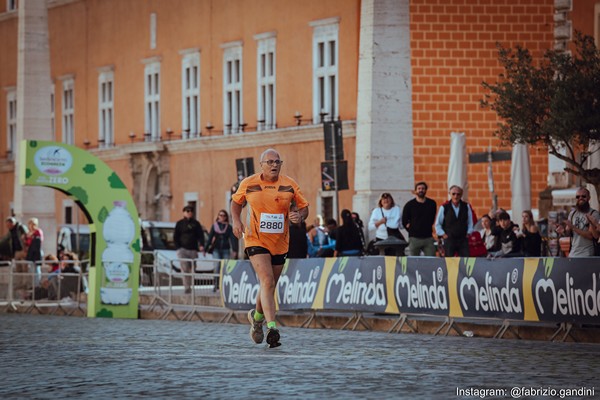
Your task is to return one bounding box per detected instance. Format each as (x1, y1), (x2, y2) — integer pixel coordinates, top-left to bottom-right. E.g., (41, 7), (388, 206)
(0, 314), (598, 399)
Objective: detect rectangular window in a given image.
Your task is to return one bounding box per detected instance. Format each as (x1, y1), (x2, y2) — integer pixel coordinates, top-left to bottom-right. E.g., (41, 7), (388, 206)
(65, 205), (73, 224)
(181, 51), (200, 139)
(144, 61), (161, 141)
(98, 69), (114, 147)
(311, 19), (339, 123)
(62, 79), (75, 145)
(150, 13), (157, 50)
(222, 42), (243, 135)
(6, 90), (16, 160)
(7, 0), (17, 11)
(256, 33), (276, 131)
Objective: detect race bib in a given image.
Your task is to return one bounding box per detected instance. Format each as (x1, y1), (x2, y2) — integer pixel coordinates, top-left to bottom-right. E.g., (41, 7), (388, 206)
(259, 213), (285, 233)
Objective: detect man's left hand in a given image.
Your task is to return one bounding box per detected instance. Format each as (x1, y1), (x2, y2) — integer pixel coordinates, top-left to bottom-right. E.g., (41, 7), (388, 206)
(289, 211), (301, 224)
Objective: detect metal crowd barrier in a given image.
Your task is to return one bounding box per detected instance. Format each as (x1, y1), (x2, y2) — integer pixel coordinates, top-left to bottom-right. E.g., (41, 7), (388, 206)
(0, 259), (88, 316)
(143, 251), (223, 321)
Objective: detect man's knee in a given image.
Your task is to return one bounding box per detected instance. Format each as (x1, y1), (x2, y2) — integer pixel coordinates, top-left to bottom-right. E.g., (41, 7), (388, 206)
(261, 277), (277, 292)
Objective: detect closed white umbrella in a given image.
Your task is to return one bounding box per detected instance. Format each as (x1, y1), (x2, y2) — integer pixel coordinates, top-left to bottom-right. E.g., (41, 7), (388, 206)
(511, 143), (531, 222)
(448, 132), (468, 199)
(587, 140), (600, 210)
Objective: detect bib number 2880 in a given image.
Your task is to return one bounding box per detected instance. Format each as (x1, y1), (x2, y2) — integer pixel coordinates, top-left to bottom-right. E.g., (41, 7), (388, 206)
(259, 213), (284, 233)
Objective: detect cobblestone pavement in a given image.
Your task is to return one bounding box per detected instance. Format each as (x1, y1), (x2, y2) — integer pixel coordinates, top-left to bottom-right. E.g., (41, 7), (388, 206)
(0, 314), (598, 399)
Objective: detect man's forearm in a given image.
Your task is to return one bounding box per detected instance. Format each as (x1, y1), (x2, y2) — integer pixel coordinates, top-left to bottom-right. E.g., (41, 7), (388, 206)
(230, 201), (243, 223)
(298, 206), (309, 221)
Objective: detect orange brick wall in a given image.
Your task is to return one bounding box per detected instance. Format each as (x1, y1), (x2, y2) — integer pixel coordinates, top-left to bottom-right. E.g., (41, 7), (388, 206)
(410, 0), (554, 218)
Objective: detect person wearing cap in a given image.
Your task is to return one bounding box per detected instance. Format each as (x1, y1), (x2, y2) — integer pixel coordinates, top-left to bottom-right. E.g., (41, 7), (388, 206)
(174, 206), (205, 294)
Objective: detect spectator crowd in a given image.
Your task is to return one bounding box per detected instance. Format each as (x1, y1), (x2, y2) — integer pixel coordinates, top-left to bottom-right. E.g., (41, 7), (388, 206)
(286, 184), (600, 259)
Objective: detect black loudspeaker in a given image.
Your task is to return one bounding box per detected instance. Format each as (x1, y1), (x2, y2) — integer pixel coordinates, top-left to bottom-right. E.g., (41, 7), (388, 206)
(323, 120), (344, 161)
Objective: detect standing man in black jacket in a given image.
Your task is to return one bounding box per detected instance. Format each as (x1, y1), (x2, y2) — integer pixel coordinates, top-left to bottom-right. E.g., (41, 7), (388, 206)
(174, 205), (205, 294)
(402, 182), (437, 256)
(435, 185), (474, 257)
(4, 217), (28, 260)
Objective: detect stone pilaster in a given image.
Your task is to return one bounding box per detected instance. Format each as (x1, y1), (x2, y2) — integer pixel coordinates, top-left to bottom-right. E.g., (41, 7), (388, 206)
(353, 0), (414, 239)
(14, 0), (56, 256)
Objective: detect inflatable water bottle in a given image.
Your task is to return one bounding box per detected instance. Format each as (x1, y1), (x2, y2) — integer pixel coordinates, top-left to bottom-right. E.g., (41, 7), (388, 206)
(100, 201), (135, 305)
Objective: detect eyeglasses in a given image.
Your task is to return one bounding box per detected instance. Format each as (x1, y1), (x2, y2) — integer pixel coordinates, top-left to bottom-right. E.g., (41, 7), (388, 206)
(451, 192), (462, 196)
(218, 213), (227, 217)
(576, 195), (587, 199)
(184, 210), (193, 213)
(261, 159), (283, 166)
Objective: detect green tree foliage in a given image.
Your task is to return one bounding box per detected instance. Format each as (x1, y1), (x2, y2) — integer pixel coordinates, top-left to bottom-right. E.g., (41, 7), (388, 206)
(481, 32), (600, 196)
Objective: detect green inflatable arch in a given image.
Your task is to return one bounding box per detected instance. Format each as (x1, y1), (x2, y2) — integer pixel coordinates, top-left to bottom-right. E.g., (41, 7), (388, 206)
(20, 140), (140, 319)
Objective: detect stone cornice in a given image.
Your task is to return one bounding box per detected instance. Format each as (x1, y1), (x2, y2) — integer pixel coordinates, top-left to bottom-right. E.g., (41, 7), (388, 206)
(48, 0), (81, 9)
(0, 9), (16, 22)
(88, 121), (356, 161)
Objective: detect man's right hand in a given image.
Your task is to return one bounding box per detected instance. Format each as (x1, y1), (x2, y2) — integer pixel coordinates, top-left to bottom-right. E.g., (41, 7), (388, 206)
(232, 221), (244, 239)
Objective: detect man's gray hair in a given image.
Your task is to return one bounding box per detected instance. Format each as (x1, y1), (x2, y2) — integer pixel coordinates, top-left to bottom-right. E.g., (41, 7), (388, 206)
(260, 148), (280, 162)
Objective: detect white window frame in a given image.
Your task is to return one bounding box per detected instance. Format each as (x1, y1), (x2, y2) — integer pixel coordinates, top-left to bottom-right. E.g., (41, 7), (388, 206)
(310, 18), (339, 124)
(61, 77), (75, 145)
(98, 67), (114, 148)
(144, 59), (161, 141)
(6, 89), (16, 160)
(255, 32), (276, 131)
(181, 50), (201, 139)
(221, 41), (243, 135)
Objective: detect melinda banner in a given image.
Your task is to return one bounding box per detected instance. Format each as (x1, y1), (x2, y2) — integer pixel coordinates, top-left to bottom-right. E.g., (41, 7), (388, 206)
(220, 256), (600, 326)
(453, 257), (525, 321)
(531, 258), (600, 324)
(315, 256), (392, 313)
(221, 259), (259, 310)
(393, 257), (450, 316)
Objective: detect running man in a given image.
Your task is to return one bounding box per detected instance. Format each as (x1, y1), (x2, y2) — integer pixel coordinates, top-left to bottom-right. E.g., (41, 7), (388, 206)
(231, 149), (309, 348)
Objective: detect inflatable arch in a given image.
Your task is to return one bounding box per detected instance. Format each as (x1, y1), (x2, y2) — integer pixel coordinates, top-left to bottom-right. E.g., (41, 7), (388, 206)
(20, 140), (140, 319)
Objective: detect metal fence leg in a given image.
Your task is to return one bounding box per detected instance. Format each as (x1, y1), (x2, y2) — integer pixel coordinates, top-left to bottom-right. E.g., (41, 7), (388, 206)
(219, 310), (240, 324)
(300, 311), (325, 329)
(388, 314), (406, 333)
(494, 320), (510, 339)
(550, 323), (575, 342)
(352, 312), (371, 331)
(433, 317), (450, 336)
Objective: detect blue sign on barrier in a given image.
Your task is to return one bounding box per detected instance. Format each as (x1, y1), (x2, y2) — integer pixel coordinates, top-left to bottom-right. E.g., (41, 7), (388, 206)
(221, 260), (259, 310)
(277, 259), (324, 310)
(321, 257), (388, 312)
(220, 256), (600, 326)
(394, 257), (449, 316)
(532, 258), (600, 324)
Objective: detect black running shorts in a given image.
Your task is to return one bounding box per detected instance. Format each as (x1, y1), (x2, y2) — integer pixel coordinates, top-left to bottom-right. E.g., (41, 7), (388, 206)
(245, 246), (287, 266)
